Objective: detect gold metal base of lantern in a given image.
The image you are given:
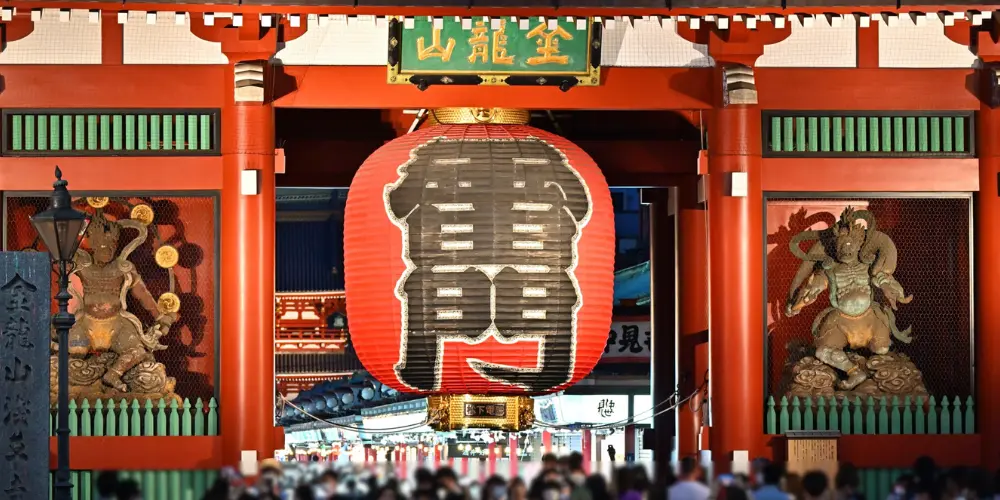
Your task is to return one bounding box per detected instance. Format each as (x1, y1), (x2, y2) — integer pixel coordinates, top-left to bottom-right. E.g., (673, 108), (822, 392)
(427, 395), (535, 432)
(425, 108), (531, 126)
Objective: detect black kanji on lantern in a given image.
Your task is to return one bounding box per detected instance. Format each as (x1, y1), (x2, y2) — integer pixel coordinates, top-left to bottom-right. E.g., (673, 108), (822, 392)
(387, 138), (591, 393)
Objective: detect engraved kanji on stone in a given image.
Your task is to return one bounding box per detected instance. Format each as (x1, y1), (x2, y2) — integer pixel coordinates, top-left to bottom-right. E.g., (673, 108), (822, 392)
(3, 394), (30, 427)
(2, 357), (31, 383)
(3, 316), (32, 349)
(3, 279), (33, 313)
(5, 431), (27, 463)
(4, 472), (26, 499)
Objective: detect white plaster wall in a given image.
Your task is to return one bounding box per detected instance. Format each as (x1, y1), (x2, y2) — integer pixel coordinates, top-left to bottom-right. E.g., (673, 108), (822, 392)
(275, 15), (387, 66)
(879, 15), (977, 68)
(758, 15), (857, 68)
(601, 18), (712, 68)
(123, 11), (227, 65)
(0, 9), (100, 64)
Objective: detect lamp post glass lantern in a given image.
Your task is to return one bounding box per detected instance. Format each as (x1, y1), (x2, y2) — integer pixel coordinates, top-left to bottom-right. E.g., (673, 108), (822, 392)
(30, 166), (89, 500)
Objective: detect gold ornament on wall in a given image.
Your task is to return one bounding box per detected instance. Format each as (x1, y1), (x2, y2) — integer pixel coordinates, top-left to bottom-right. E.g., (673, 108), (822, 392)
(130, 204), (155, 226)
(157, 292), (181, 314)
(155, 245), (179, 269)
(87, 197), (110, 209)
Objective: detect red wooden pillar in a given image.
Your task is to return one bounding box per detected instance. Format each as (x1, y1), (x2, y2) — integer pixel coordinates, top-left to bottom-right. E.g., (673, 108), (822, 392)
(542, 431), (553, 454)
(581, 430), (593, 473)
(978, 63), (1000, 471)
(677, 176), (709, 458)
(707, 100), (765, 469)
(220, 63), (277, 469)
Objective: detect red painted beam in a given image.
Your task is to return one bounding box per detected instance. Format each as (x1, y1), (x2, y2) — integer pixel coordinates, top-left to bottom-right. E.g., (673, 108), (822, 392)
(1, 3), (996, 16)
(276, 66), (714, 110)
(762, 158), (979, 192)
(279, 138), (700, 187)
(765, 434), (982, 468)
(50, 436), (224, 470)
(0, 65), (227, 108)
(0, 157), (223, 191)
(277, 66), (978, 111)
(0, 65), (977, 112)
(756, 68), (978, 111)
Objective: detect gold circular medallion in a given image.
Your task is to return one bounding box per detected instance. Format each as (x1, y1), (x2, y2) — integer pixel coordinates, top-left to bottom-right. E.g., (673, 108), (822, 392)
(154, 245), (179, 269)
(86, 197), (109, 209)
(157, 292), (181, 314)
(130, 204), (155, 225)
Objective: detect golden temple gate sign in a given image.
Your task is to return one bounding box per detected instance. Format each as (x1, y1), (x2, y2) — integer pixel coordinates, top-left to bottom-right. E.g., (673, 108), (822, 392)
(387, 17), (601, 90)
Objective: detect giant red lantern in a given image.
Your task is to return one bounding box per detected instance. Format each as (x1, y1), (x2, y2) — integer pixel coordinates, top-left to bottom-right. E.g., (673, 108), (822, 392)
(344, 109), (614, 400)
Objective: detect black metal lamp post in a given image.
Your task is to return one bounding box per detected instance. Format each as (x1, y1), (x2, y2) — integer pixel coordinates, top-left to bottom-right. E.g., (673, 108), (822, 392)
(30, 167), (89, 500)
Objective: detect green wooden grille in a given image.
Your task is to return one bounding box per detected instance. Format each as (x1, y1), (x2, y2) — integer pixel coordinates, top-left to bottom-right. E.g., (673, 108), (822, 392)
(764, 112), (974, 157)
(3, 110), (219, 156)
(48, 398), (220, 500)
(766, 395), (974, 435)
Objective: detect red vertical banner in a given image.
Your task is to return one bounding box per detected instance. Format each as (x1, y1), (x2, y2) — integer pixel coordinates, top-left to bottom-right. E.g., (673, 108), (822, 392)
(509, 435), (519, 478)
(581, 431), (593, 474)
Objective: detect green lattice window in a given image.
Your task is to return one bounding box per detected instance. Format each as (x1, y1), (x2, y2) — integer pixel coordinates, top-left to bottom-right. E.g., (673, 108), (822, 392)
(2, 109), (220, 156)
(763, 112), (975, 158)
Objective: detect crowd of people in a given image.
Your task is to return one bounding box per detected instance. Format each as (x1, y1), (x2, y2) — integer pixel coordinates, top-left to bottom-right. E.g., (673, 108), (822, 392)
(90, 454), (999, 500)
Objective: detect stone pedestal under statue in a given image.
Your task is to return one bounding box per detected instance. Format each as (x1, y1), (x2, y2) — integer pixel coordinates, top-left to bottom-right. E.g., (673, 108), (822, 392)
(785, 351), (928, 402)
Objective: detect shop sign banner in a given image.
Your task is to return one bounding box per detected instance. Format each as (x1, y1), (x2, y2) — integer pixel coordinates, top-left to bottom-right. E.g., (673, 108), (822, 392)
(0, 253), (50, 500)
(387, 16), (601, 88)
(602, 320), (651, 362)
(546, 395), (628, 425)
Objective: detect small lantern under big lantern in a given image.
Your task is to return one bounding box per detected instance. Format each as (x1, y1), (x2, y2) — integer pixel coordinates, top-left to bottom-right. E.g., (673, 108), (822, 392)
(344, 108), (615, 431)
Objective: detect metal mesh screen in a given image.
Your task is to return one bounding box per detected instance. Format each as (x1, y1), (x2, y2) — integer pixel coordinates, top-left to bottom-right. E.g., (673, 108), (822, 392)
(4, 194), (217, 402)
(765, 196), (971, 398)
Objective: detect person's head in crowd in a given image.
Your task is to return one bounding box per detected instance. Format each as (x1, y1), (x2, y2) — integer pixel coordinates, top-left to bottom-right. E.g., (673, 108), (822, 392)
(836, 463), (861, 495)
(802, 471), (830, 500)
(763, 463), (786, 487)
(968, 468), (994, 500)
(540, 480), (566, 500)
(96, 471), (119, 499)
(415, 468), (436, 492)
(678, 456), (702, 482)
(585, 473), (611, 500)
(633, 466), (651, 490)
(436, 467), (461, 493)
(377, 485), (400, 500)
(541, 453), (559, 472)
(890, 474), (913, 499)
(509, 477), (529, 500)
(752, 458), (772, 486)
(485, 475), (508, 500)
(724, 485), (751, 500)
(618, 467), (637, 493)
(115, 479), (142, 500)
(945, 467), (970, 500)
(319, 469), (340, 497)
(295, 483), (317, 500)
(567, 452), (586, 476)
(914, 456), (937, 485)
